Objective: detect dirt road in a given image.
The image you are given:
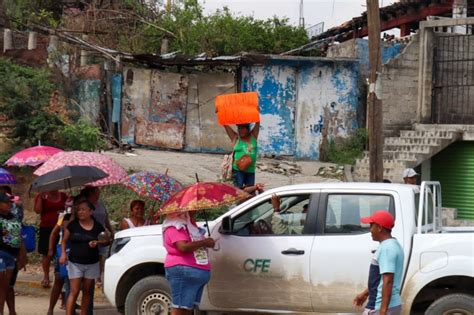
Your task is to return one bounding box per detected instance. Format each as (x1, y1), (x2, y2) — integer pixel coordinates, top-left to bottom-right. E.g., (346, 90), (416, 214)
(103, 149), (339, 188)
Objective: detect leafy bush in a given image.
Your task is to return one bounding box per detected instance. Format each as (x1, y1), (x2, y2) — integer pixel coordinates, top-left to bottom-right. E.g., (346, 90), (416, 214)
(59, 120), (107, 152)
(0, 58), (61, 146)
(326, 129), (367, 165)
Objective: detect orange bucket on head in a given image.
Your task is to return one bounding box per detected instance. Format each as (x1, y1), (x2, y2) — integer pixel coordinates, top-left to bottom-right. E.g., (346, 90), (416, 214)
(215, 92), (260, 126)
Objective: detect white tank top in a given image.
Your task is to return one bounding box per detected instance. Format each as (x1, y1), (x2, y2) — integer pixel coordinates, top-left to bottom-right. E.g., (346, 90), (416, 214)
(124, 218), (150, 228)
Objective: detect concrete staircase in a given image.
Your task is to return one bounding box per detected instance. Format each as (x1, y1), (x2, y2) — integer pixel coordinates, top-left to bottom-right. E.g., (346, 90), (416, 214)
(353, 126), (462, 183)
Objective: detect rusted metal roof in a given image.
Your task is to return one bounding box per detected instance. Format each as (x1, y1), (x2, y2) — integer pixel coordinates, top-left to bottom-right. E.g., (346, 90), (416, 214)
(283, 0), (454, 55)
(313, 0), (454, 42)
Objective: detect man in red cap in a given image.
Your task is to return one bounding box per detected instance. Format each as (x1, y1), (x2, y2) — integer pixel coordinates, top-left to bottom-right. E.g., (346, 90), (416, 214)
(353, 211), (404, 315)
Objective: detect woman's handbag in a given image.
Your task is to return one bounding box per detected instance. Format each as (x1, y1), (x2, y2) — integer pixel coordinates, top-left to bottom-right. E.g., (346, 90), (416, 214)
(236, 154), (253, 171)
(221, 152), (234, 180)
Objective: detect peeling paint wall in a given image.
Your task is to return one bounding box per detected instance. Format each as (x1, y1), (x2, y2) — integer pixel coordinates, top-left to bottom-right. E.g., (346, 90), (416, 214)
(185, 73), (236, 153)
(241, 59), (359, 159)
(121, 67), (151, 144)
(136, 71), (188, 149)
(295, 61), (360, 160)
(75, 79), (101, 125)
(242, 64), (296, 155)
(120, 59), (359, 160)
(122, 68), (235, 151)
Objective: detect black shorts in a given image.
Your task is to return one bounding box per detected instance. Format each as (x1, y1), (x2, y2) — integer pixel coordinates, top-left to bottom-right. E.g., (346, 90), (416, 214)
(38, 227), (57, 256)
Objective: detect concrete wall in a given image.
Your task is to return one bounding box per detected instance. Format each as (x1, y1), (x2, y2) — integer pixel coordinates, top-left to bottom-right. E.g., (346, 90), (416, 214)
(185, 73), (235, 153)
(295, 61), (360, 160)
(135, 71), (188, 149)
(71, 65), (103, 126)
(242, 58), (360, 159)
(121, 68), (152, 144)
(380, 35), (420, 135)
(121, 68), (235, 153)
(120, 58), (360, 160)
(242, 64), (296, 156)
(327, 39), (405, 77)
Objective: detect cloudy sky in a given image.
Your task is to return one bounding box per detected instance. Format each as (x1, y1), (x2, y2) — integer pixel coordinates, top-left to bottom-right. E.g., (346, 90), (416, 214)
(201, 0), (396, 31)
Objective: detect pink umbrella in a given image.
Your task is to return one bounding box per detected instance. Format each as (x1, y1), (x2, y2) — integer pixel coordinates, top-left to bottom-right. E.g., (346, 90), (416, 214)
(34, 151), (127, 186)
(5, 145), (63, 167)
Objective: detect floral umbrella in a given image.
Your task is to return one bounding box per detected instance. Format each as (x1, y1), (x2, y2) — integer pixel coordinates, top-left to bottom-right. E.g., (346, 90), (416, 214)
(0, 168), (16, 185)
(5, 145), (63, 167)
(121, 171), (183, 202)
(34, 151), (127, 186)
(159, 182), (250, 234)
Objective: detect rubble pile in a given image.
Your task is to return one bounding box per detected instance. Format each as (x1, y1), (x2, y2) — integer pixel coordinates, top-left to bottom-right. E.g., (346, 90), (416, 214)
(256, 161), (302, 175)
(316, 165), (345, 179)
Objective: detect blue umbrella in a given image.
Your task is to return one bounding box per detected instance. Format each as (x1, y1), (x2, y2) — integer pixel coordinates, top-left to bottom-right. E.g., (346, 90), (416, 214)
(0, 168), (16, 184)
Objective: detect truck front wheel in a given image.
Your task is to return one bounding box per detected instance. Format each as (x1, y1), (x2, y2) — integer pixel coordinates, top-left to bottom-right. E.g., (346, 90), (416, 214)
(125, 276), (172, 315)
(425, 293), (474, 314)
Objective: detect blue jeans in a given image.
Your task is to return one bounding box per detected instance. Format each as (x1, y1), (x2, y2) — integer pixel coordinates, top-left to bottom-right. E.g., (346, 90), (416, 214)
(233, 170), (255, 188)
(165, 265), (211, 310)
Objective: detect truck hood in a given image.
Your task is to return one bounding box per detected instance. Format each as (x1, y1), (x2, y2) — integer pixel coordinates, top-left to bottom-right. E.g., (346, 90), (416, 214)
(114, 221), (214, 239)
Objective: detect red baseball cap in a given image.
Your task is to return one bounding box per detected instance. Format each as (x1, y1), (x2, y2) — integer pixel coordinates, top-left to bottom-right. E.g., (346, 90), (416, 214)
(360, 210), (395, 229)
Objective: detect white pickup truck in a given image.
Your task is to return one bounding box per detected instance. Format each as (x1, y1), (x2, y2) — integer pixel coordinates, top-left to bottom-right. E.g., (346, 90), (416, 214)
(104, 182), (474, 315)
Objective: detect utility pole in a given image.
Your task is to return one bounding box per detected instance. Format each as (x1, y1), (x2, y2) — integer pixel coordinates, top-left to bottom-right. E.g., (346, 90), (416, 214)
(299, 0), (305, 28)
(161, 0), (172, 55)
(367, 0), (383, 182)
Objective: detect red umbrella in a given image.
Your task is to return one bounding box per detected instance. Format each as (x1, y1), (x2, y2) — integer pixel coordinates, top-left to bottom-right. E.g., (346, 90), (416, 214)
(159, 182), (250, 234)
(159, 182), (250, 215)
(5, 145), (63, 167)
(34, 151), (127, 186)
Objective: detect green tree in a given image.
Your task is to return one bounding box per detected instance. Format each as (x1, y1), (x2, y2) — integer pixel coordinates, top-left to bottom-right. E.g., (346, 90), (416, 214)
(2, 0), (62, 28)
(0, 58), (61, 146)
(148, 1), (308, 55)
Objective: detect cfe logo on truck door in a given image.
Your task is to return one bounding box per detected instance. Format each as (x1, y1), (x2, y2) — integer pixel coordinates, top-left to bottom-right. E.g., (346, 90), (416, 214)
(243, 258), (271, 273)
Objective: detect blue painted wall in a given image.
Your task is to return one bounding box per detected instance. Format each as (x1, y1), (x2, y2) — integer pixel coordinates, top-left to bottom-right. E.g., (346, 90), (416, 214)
(75, 79), (101, 125)
(242, 64), (296, 156)
(241, 58), (360, 159)
(356, 39), (404, 76)
(295, 60), (360, 160)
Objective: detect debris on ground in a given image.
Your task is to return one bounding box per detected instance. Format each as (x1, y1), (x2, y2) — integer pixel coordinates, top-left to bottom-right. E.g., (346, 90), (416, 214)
(316, 165), (345, 180)
(256, 161), (302, 175)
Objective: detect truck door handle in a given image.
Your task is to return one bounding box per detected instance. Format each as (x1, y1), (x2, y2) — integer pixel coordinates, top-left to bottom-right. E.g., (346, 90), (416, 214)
(281, 248), (305, 255)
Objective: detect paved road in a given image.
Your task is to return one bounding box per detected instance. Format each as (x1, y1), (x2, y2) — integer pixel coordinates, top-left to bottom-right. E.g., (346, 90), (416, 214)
(15, 295), (120, 315)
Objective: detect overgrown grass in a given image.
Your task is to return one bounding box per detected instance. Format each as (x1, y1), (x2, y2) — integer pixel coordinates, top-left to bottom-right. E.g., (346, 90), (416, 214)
(326, 129), (367, 165)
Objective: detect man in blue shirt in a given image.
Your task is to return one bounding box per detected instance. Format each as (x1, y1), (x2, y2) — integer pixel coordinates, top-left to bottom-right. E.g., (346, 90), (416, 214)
(353, 210), (404, 315)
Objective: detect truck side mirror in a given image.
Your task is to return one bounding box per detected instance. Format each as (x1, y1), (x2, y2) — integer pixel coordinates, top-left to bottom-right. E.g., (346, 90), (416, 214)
(220, 216), (233, 234)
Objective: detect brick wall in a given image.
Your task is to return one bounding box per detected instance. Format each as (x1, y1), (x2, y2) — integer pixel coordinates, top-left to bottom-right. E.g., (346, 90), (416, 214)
(380, 34), (420, 136)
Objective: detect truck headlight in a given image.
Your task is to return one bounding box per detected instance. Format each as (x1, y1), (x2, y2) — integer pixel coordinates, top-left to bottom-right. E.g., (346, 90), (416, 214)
(110, 237), (130, 256)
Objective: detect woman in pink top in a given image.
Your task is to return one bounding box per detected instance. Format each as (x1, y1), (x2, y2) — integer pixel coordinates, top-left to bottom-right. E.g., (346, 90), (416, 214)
(163, 212), (215, 315)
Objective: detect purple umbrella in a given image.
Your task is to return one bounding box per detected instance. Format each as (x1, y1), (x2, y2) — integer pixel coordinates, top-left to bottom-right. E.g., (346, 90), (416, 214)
(0, 168), (17, 184)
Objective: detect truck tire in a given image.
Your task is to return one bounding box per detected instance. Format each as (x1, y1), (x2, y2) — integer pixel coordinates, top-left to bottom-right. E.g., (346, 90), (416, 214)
(425, 293), (474, 315)
(124, 276), (172, 315)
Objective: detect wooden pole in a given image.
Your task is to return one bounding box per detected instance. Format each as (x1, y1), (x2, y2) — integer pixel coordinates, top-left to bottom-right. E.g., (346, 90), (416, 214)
(367, 0), (383, 182)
